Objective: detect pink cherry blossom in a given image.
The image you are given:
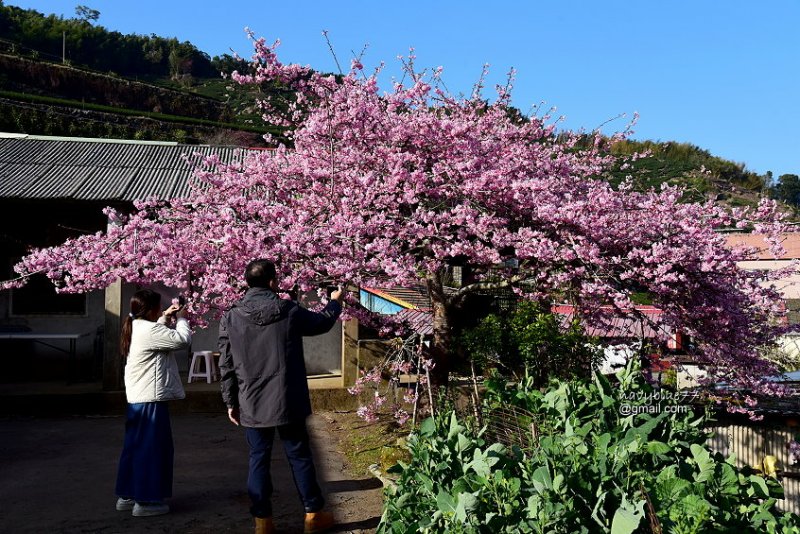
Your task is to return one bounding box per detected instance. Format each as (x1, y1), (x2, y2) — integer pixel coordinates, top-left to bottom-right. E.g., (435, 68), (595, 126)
(1, 33), (795, 407)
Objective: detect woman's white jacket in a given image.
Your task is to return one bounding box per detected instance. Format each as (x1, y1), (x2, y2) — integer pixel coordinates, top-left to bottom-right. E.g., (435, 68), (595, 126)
(124, 317), (191, 403)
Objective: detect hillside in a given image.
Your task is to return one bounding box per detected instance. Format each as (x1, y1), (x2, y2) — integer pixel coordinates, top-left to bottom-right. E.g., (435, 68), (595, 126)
(0, 2), (271, 145)
(0, 2), (795, 212)
(608, 139), (772, 208)
(0, 2), (219, 79)
(0, 54), (228, 119)
(0, 52), (272, 145)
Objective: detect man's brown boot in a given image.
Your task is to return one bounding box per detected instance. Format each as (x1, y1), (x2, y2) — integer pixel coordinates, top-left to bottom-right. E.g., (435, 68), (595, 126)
(255, 516), (275, 534)
(304, 510), (335, 533)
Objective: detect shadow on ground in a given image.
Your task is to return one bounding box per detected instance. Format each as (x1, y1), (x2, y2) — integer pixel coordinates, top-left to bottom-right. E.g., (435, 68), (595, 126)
(0, 412), (383, 533)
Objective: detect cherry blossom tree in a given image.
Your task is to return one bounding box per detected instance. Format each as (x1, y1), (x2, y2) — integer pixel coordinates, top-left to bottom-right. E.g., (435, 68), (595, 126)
(2, 35), (794, 395)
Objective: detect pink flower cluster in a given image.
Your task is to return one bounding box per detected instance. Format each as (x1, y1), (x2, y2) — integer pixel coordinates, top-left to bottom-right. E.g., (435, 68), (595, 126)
(348, 334), (429, 425)
(789, 440), (800, 465)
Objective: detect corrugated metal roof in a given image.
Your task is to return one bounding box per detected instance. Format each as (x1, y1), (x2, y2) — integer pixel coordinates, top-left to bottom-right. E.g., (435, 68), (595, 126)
(395, 308), (433, 335)
(552, 304), (666, 339)
(0, 162), (50, 196)
(0, 136), (255, 201)
(362, 286), (432, 310)
(31, 165), (91, 198)
(75, 167), (136, 200)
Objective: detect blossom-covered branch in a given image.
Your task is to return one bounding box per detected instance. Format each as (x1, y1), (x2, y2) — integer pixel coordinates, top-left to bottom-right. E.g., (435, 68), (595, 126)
(2, 33), (795, 398)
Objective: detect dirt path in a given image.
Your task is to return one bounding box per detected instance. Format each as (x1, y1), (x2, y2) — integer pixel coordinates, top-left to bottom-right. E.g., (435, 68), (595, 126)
(0, 412), (383, 533)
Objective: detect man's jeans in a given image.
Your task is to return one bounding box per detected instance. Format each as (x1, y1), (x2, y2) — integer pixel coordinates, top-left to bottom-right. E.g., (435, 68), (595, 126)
(245, 422), (325, 518)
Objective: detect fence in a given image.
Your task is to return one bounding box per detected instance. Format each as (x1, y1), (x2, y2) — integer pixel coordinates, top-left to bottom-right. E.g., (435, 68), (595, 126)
(707, 423), (800, 514)
(476, 400), (800, 516)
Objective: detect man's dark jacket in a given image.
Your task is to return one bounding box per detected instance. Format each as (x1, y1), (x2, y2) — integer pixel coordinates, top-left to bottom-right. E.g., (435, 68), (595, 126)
(218, 287), (342, 428)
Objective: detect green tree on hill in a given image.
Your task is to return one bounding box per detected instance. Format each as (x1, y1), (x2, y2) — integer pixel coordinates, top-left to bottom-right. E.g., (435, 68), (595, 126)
(74, 5), (99, 25)
(0, 3), (216, 78)
(772, 173), (800, 207)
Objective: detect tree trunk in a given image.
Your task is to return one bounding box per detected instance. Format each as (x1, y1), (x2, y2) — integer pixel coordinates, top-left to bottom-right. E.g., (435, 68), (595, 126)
(428, 280), (453, 388)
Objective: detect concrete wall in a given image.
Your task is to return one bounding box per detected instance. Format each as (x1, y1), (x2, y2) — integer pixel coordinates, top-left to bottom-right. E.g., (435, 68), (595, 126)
(340, 323), (397, 388)
(676, 364), (708, 390)
(2, 262), (346, 388)
(0, 198), (109, 382)
(303, 323), (342, 375)
(0, 288), (105, 381)
(104, 284), (348, 388)
(191, 318), (343, 376)
(738, 260), (800, 299)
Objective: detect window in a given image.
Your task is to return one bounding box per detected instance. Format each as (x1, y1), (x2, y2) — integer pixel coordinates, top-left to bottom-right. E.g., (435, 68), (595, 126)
(10, 273), (86, 316)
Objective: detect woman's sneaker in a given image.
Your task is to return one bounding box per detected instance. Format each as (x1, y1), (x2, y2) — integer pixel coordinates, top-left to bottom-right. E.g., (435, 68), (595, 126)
(115, 497), (135, 511)
(132, 502), (170, 517)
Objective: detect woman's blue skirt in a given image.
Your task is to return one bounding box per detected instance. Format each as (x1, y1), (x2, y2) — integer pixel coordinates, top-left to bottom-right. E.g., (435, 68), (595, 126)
(115, 401), (174, 502)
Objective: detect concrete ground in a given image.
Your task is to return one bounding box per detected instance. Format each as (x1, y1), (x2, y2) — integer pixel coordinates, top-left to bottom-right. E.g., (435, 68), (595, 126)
(0, 411), (384, 533)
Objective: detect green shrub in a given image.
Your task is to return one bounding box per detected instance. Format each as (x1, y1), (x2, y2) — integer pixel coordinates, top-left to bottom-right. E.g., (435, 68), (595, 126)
(458, 300), (599, 385)
(379, 362), (800, 533)
(379, 413), (529, 533)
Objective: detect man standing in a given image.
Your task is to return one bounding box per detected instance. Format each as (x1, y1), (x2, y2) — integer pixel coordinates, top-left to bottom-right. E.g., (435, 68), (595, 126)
(219, 259), (343, 534)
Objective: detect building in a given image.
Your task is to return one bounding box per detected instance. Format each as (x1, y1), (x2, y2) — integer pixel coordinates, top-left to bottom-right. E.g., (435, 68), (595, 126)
(707, 371), (800, 515)
(724, 232), (800, 301)
(0, 134), (346, 390)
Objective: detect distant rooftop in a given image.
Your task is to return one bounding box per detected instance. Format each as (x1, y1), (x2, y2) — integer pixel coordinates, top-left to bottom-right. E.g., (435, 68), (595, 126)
(724, 232), (800, 261)
(361, 286), (432, 310)
(0, 133), (256, 201)
(552, 304), (665, 339)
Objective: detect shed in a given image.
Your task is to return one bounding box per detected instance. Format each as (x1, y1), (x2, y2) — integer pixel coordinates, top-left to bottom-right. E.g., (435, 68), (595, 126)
(0, 133), (344, 390)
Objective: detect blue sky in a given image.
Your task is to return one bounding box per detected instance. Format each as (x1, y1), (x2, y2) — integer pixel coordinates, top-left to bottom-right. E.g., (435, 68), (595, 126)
(8, 1), (799, 178)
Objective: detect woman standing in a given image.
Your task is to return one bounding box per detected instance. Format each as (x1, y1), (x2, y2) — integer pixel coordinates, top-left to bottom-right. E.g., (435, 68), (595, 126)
(114, 289), (191, 517)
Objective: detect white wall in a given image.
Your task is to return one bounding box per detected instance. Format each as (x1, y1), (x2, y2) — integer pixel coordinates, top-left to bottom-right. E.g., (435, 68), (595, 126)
(676, 364), (708, 389)
(738, 260), (800, 299)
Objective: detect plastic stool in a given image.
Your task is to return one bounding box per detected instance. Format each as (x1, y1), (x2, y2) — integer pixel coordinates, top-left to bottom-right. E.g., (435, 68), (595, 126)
(188, 351), (219, 383)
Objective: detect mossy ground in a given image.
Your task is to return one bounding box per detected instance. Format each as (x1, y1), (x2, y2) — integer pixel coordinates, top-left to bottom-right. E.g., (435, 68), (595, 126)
(320, 410), (409, 479)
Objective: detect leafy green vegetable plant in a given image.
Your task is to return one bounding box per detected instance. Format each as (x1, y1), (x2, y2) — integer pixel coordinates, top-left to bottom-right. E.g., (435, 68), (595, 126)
(380, 361), (800, 533)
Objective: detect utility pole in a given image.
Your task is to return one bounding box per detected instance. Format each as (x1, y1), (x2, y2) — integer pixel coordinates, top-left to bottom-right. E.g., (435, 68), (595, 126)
(62, 30), (66, 64)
